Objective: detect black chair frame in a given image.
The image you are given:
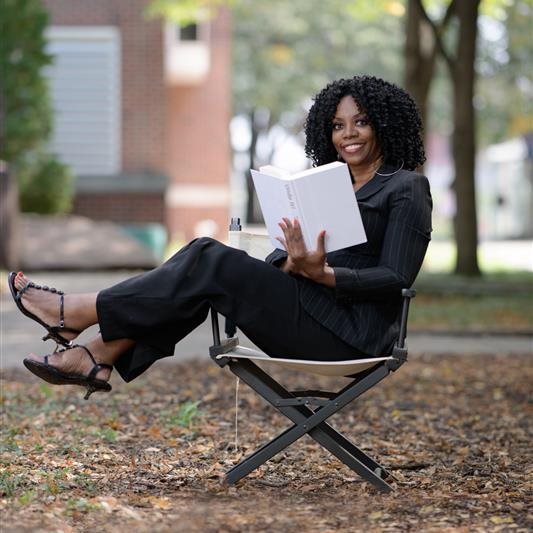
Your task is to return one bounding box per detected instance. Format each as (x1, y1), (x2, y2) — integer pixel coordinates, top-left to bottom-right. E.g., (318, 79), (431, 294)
(209, 289), (416, 492)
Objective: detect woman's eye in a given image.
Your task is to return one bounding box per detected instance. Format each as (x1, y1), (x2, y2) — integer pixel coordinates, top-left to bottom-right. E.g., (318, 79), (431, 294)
(332, 123), (343, 130)
(355, 119), (369, 126)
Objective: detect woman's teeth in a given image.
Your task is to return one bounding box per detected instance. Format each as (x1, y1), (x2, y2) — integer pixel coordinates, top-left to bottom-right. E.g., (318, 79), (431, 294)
(344, 143), (362, 153)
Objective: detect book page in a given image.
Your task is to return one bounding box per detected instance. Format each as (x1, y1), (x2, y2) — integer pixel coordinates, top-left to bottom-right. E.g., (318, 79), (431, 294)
(258, 165), (291, 179)
(292, 163), (366, 252)
(250, 169), (299, 250)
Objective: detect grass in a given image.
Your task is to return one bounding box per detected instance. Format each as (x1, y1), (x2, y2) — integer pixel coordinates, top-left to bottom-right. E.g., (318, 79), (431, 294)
(159, 401), (202, 429)
(410, 271), (533, 332)
(409, 292), (532, 332)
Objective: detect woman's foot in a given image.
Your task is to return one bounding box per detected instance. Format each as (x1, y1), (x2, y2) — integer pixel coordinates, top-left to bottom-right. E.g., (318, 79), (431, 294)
(25, 341), (113, 383)
(24, 336), (133, 394)
(12, 272), (98, 344)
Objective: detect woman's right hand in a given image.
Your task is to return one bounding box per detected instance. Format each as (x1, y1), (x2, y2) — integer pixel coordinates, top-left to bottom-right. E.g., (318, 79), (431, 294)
(276, 218), (335, 287)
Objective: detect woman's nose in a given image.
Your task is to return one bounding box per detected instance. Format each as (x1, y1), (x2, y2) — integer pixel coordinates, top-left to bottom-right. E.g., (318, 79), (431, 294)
(343, 124), (358, 138)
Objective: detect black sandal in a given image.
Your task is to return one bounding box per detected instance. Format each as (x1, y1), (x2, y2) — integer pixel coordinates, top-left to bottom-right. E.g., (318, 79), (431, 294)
(23, 344), (113, 400)
(8, 272), (81, 347)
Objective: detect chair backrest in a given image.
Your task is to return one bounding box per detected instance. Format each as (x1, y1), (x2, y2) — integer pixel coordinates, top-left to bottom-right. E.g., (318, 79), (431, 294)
(228, 229), (272, 261)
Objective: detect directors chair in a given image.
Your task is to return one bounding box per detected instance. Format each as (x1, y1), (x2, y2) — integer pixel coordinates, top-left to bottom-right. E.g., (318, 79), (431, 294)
(209, 220), (416, 492)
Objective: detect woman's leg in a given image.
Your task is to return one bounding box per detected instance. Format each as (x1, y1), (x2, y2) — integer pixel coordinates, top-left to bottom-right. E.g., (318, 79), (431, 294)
(97, 238), (360, 381)
(16, 238), (360, 384)
(13, 272), (99, 342)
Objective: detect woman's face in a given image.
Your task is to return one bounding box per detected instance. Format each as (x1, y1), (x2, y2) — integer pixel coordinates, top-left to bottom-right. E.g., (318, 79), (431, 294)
(331, 95), (381, 173)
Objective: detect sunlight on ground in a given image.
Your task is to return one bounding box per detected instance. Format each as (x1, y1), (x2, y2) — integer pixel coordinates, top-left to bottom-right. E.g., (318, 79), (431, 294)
(422, 240), (533, 273)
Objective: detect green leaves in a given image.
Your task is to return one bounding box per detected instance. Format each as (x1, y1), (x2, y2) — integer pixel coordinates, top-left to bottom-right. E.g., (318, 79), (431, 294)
(0, 0), (52, 161)
(0, 0), (74, 213)
(145, 0), (236, 25)
(231, 0), (405, 119)
(159, 400), (201, 428)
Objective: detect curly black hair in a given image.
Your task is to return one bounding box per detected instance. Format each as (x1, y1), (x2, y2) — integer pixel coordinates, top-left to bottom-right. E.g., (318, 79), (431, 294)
(304, 75), (425, 171)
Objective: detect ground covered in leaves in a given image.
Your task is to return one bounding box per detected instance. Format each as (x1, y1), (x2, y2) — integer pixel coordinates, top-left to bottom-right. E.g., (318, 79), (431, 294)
(1, 353), (531, 532)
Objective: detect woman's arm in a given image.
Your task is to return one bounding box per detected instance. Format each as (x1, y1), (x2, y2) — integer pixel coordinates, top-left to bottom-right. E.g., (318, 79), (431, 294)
(333, 174), (432, 298)
(265, 248), (289, 267)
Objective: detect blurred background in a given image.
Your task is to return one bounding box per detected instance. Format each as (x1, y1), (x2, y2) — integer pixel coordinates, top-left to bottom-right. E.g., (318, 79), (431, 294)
(0, 0), (532, 335)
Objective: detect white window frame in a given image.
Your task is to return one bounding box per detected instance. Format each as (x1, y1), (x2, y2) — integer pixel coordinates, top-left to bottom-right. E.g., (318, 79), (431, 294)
(164, 21), (210, 85)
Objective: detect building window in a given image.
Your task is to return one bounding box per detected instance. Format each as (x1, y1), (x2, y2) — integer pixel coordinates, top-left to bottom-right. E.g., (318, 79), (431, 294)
(165, 21), (210, 85)
(44, 26), (121, 176)
(178, 23), (198, 41)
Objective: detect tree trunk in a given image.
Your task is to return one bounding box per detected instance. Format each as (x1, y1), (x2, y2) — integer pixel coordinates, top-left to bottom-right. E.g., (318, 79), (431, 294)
(404, 0), (437, 134)
(451, 0), (481, 276)
(0, 162), (21, 270)
(246, 109), (259, 224)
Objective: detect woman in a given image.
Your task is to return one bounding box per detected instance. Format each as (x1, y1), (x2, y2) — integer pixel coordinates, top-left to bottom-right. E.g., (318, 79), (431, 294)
(9, 75), (432, 399)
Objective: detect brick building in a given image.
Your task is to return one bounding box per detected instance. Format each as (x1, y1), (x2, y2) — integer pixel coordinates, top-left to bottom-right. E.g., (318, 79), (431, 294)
(42, 0), (232, 244)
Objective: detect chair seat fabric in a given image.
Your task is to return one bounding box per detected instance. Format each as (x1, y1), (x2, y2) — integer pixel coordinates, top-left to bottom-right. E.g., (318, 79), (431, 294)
(217, 346), (392, 376)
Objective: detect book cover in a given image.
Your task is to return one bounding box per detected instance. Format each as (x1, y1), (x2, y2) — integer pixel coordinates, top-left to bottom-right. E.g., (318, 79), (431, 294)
(250, 161), (367, 253)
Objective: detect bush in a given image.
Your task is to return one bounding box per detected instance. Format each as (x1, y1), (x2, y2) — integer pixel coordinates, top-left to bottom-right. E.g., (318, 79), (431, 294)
(16, 153), (73, 214)
(0, 0), (74, 214)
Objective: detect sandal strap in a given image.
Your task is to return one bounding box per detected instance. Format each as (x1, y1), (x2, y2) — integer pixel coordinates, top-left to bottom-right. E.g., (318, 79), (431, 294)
(59, 293), (65, 328)
(17, 280), (78, 338)
(21, 281), (63, 296)
(17, 283), (31, 299)
(76, 345), (113, 380)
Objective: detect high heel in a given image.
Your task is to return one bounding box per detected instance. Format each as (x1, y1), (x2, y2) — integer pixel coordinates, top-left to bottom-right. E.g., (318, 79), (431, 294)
(8, 272), (81, 347)
(23, 344), (112, 400)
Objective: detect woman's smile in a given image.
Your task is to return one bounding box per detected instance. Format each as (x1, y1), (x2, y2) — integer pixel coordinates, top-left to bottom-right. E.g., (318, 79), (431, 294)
(342, 142), (364, 154)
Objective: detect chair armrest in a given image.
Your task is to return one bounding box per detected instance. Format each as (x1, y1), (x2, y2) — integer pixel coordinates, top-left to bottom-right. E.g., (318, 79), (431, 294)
(396, 288), (416, 350)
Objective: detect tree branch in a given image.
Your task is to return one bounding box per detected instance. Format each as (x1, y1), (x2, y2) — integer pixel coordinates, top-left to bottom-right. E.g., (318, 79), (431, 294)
(413, 0), (457, 74)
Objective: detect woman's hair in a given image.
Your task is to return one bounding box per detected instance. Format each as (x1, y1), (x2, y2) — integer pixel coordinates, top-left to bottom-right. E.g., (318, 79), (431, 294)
(304, 75), (426, 170)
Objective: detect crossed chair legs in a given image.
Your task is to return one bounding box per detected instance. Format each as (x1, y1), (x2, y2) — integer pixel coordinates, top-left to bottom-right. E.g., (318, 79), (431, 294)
(213, 355), (397, 492)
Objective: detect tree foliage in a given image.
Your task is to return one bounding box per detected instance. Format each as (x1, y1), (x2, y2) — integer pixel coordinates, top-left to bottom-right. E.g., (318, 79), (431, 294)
(476, 0), (533, 144)
(146, 0), (236, 26)
(0, 0), (73, 214)
(231, 0), (405, 124)
(149, 0), (530, 264)
(0, 0), (52, 160)
(232, 0), (406, 220)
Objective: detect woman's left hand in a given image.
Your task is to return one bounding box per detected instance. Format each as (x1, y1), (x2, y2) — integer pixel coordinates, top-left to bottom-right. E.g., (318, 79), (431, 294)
(276, 218), (335, 287)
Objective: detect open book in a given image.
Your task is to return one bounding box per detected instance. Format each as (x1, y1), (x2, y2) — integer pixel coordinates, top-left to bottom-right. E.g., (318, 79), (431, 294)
(250, 161), (366, 253)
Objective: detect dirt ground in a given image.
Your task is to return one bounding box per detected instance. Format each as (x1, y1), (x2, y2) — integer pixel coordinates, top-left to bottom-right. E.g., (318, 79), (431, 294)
(1, 353), (531, 532)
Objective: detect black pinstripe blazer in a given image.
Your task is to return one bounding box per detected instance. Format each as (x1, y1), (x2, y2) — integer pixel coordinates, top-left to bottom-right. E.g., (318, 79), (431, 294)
(264, 167), (432, 356)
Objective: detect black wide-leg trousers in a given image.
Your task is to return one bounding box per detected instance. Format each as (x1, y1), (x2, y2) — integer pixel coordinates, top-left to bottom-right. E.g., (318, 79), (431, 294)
(97, 238), (361, 382)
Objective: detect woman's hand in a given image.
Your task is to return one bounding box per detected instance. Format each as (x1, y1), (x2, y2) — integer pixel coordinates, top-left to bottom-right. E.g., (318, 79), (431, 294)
(276, 218), (335, 287)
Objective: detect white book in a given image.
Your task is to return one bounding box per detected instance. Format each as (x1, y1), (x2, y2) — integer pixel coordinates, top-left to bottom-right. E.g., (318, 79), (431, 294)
(250, 161), (366, 253)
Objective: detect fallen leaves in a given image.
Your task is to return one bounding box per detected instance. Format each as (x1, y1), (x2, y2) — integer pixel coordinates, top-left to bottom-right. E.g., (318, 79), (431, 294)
(0, 353), (531, 532)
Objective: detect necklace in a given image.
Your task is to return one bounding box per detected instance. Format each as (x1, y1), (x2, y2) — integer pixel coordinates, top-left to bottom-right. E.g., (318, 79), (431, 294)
(375, 160), (404, 177)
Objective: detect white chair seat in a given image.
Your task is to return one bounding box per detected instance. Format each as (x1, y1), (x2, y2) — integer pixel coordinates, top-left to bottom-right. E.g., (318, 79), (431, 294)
(216, 345), (393, 377)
